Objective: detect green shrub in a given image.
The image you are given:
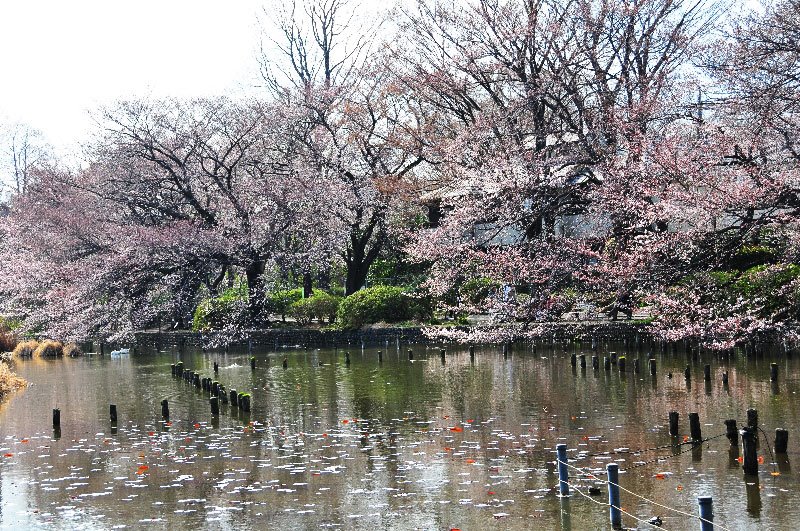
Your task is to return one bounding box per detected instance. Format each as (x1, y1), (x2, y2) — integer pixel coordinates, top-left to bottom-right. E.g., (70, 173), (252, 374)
(288, 291), (342, 324)
(336, 285), (433, 329)
(267, 288), (304, 321)
(459, 277), (500, 305)
(192, 281), (248, 332)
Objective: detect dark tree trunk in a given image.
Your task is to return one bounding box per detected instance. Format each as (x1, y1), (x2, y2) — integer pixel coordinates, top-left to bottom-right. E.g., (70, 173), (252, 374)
(303, 272), (314, 298)
(246, 259), (266, 323)
(345, 260), (371, 296)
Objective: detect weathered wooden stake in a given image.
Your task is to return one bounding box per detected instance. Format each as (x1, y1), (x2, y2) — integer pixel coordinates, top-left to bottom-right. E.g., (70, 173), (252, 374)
(722, 371), (729, 385)
(725, 420), (738, 446)
(775, 428), (789, 454)
(250, 356), (256, 370)
(669, 411), (679, 437)
(579, 354), (586, 369)
(440, 349), (446, 363)
(556, 444), (569, 496)
(770, 363), (778, 382)
(741, 427), (758, 474)
(607, 463), (621, 528)
(570, 353), (577, 367)
(161, 399), (169, 419)
(604, 356), (611, 371)
(689, 412), (702, 442)
(282, 357), (288, 369)
(212, 381), (219, 397)
(704, 364), (711, 382)
(170, 364), (176, 376)
(213, 361), (219, 374)
(469, 345), (475, 359)
(345, 352), (351, 365)
(210, 397), (219, 416)
(110, 404), (117, 423)
(649, 358), (657, 376)
(610, 352), (618, 364)
(219, 385), (227, 404)
(618, 356), (626, 372)
(378, 350), (383, 363)
(698, 496), (714, 531)
(193, 373), (201, 388)
(52, 408), (61, 428)
(592, 355), (599, 370)
(747, 409), (758, 431)
(230, 389), (238, 407)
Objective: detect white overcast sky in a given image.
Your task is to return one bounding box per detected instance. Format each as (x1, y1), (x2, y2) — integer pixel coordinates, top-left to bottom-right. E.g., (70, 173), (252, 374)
(0, 0), (277, 156)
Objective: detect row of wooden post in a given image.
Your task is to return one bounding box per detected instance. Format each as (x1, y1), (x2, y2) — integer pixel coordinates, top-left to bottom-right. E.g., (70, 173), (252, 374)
(669, 408), (789, 475)
(556, 443), (714, 529)
(171, 361), (250, 416)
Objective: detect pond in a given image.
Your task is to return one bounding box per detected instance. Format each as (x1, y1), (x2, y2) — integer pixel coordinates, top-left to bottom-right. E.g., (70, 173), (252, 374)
(0, 341), (798, 530)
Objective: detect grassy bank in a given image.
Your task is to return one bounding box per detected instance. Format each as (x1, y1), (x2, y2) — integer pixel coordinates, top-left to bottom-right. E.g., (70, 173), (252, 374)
(0, 362), (26, 397)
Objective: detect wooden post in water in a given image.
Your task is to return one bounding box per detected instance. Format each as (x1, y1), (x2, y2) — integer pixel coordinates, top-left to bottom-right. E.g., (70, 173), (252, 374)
(704, 364), (711, 382)
(610, 352), (617, 364)
(282, 357), (288, 369)
(592, 355), (599, 370)
(741, 427), (758, 474)
(170, 364), (176, 376)
(110, 404), (117, 423)
(747, 409), (758, 431)
(52, 408), (61, 428)
(649, 358), (657, 376)
(775, 428), (789, 454)
(722, 371), (728, 385)
(669, 411), (679, 437)
(684, 365), (691, 380)
(607, 463), (621, 528)
(604, 357), (611, 371)
(770, 363), (778, 382)
(725, 420), (738, 446)
(219, 385), (227, 404)
(618, 356), (626, 372)
(250, 357), (256, 370)
(633, 358), (640, 374)
(345, 352), (351, 365)
(210, 397), (219, 416)
(556, 444), (569, 496)
(408, 349), (414, 361)
(698, 496), (714, 531)
(212, 382), (219, 397)
(193, 373), (201, 388)
(469, 345), (475, 360)
(213, 361), (219, 374)
(230, 389), (238, 407)
(440, 349), (446, 364)
(579, 354), (586, 369)
(161, 399), (169, 419)
(570, 353), (577, 367)
(378, 350), (383, 363)
(689, 412), (702, 442)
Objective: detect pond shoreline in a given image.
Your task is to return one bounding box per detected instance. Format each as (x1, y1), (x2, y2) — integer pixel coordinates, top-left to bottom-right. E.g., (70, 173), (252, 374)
(133, 321), (654, 350)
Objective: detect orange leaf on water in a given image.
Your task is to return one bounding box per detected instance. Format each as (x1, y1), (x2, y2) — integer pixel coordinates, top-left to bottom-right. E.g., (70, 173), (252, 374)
(20, 439), (29, 444)
(193, 423), (201, 429)
(736, 456), (744, 463)
(771, 471), (781, 476)
(136, 465), (149, 474)
(465, 459), (476, 464)
(3, 453), (12, 458)
(758, 456), (765, 464)
(450, 426), (463, 433)
(655, 473), (665, 479)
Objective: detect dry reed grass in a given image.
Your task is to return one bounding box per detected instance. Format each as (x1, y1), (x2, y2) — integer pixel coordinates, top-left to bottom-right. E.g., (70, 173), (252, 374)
(0, 329), (18, 352)
(62, 343), (83, 357)
(32, 340), (64, 358)
(12, 340), (39, 358)
(0, 362), (26, 396)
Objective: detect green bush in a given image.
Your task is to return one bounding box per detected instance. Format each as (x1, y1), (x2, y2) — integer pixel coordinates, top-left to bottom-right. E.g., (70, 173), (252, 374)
(459, 277), (500, 305)
(288, 291), (343, 324)
(192, 281), (248, 332)
(267, 288), (304, 321)
(336, 285), (433, 329)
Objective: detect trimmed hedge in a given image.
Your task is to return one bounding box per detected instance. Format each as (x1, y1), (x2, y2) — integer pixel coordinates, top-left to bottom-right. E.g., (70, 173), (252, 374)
(336, 285), (433, 329)
(268, 288), (304, 321)
(192, 282), (248, 332)
(288, 291), (342, 324)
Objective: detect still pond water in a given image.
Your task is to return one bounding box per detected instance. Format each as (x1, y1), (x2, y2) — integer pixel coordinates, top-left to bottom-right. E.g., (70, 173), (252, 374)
(0, 342), (799, 530)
